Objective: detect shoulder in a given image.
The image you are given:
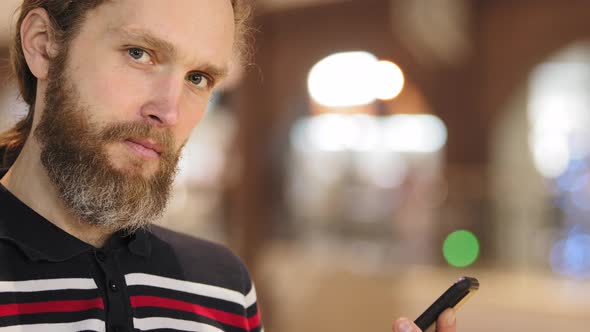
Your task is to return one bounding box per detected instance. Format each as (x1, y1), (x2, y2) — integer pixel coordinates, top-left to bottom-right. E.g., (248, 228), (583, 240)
(130, 227), (263, 330)
(150, 225), (238, 261)
(148, 225), (254, 295)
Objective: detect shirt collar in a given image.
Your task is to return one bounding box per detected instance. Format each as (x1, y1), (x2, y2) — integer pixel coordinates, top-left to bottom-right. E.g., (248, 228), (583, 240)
(0, 174), (152, 261)
(128, 228), (152, 258)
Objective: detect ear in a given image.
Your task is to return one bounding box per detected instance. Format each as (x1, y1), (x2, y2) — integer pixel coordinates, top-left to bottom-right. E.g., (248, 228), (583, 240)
(20, 8), (60, 81)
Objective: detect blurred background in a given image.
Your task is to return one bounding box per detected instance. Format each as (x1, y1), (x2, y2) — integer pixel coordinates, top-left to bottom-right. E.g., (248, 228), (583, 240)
(2, 0), (590, 331)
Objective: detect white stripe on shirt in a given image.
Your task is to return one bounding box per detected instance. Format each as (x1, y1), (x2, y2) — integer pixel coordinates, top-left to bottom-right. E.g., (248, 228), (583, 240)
(0, 319), (105, 332)
(125, 273), (254, 308)
(0, 278), (98, 293)
(134, 317), (224, 332)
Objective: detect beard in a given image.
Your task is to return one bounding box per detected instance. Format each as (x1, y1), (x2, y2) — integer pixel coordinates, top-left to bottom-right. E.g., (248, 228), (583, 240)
(34, 52), (181, 234)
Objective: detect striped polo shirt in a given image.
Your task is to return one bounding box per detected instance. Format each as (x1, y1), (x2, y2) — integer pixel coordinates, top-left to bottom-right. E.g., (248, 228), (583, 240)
(0, 183), (262, 332)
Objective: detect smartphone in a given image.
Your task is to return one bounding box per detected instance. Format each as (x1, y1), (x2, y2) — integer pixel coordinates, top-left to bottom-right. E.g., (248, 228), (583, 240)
(413, 276), (479, 332)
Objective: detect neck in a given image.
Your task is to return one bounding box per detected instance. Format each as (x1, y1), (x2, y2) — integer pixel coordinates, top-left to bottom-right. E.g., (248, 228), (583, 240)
(0, 139), (112, 248)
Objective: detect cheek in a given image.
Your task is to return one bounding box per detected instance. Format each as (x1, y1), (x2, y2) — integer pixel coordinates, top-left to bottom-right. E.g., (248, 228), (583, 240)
(70, 58), (144, 123)
(108, 73), (148, 117)
(175, 97), (209, 145)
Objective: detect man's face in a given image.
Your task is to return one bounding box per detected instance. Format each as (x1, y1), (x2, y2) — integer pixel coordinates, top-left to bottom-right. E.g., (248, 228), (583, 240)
(34, 0), (236, 232)
(66, 0), (235, 176)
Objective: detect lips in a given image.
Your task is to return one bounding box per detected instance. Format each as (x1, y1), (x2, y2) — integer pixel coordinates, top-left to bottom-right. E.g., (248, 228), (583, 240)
(124, 138), (163, 160)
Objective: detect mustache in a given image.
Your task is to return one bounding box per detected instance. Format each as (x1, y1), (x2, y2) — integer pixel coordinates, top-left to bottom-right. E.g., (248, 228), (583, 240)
(99, 121), (176, 157)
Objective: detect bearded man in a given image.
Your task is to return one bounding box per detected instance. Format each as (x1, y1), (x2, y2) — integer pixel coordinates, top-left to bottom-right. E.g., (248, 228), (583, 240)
(0, 1), (262, 331)
(0, 1), (455, 332)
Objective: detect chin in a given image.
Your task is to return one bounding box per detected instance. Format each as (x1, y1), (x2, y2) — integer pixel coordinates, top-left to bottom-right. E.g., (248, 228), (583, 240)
(121, 163), (159, 179)
(108, 148), (158, 176)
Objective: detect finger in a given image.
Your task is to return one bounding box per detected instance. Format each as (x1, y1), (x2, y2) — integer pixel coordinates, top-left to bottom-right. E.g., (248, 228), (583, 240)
(436, 308), (456, 332)
(393, 317), (422, 332)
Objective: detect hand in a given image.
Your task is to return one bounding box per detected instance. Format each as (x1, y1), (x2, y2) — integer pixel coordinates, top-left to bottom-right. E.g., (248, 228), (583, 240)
(392, 308), (456, 332)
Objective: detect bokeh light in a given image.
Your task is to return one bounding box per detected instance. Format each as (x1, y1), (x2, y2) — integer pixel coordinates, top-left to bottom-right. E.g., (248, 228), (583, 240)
(443, 230), (480, 267)
(550, 228), (590, 279)
(530, 132), (570, 178)
(307, 51), (379, 107)
(290, 113), (448, 154)
(528, 62), (590, 179)
(382, 114), (448, 153)
(307, 52), (407, 107)
(371, 60), (405, 100)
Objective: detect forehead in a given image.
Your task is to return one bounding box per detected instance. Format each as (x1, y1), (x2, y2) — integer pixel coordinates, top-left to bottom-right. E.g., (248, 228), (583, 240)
(85, 0), (236, 66)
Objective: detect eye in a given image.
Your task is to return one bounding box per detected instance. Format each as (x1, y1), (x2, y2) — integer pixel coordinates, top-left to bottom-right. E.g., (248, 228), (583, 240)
(127, 47), (152, 64)
(187, 72), (210, 89)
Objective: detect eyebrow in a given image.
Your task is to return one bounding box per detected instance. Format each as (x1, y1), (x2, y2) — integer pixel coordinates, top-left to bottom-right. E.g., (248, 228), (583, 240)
(112, 27), (229, 81)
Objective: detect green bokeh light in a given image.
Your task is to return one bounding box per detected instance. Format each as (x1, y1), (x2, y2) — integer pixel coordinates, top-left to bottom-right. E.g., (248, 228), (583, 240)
(443, 230), (480, 267)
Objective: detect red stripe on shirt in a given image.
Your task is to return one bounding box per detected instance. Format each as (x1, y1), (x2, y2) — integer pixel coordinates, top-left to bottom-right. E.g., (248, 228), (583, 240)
(0, 298), (104, 317)
(248, 311), (261, 329)
(130, 295), (260, 329)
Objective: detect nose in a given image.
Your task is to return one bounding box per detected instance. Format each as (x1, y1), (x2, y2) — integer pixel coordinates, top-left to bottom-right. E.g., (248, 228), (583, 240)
(140, 75), (183, 127)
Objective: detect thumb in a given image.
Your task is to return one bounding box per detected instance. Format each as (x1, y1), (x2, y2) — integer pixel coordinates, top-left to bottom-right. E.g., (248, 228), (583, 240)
(393, 318), (422, 332)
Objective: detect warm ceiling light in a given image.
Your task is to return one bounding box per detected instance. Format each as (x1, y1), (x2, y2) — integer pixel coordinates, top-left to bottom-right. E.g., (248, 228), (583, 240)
(372, 60), (405, 100)
(307, 51), (378, 107)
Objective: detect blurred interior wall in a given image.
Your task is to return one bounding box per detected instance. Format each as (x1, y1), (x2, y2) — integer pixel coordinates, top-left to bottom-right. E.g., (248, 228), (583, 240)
(229, 3), (590, 327)
(232, 0), (590, 263)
